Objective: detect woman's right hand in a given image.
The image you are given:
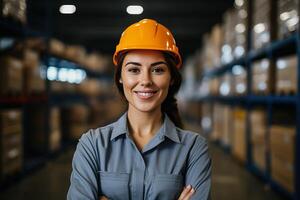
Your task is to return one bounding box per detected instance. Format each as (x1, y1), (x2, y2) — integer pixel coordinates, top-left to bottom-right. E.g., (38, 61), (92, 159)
(99, 196), (108, 200)
(178, 185), (195, 200)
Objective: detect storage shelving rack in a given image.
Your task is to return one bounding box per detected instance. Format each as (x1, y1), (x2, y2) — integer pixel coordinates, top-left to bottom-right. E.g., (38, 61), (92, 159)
(0, 19), (114, 189)
(199, 31), (300, 200)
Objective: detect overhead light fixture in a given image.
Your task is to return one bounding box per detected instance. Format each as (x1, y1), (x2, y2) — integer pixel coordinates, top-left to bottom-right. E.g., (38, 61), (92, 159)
(126, 5), (143, 15)
(59, 5), (76, 14)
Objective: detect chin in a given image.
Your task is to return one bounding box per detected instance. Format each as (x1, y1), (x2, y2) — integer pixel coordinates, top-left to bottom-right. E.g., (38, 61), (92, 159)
(132, 103), (161, 113)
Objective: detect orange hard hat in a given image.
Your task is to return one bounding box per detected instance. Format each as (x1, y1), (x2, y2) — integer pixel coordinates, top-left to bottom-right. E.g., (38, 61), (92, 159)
(113, 19), (182, 68)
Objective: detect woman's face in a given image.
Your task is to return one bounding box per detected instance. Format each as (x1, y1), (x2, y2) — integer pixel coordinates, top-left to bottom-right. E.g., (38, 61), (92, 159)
(120, 50), (172, 113)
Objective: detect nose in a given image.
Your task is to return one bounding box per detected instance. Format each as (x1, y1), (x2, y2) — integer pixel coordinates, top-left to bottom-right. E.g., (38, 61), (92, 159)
(140, 71), (153, 86)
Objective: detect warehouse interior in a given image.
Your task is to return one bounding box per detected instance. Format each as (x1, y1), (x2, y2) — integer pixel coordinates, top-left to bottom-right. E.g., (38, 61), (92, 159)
(0, 0), (299, 199)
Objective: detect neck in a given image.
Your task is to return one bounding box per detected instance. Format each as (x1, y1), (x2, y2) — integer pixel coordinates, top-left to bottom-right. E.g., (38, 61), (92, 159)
(127, 106), (163, 137)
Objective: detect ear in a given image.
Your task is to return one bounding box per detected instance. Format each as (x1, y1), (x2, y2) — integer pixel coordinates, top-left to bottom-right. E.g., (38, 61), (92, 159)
(119, 78), (123, 84)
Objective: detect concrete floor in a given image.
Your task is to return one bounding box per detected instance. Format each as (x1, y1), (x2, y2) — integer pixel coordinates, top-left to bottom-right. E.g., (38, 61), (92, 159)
(0, 143), (287, 200)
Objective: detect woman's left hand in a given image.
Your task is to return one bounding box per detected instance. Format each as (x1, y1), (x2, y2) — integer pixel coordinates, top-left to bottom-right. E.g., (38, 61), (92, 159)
(178, 185), (195, 200)
(99, 196), (109, 200)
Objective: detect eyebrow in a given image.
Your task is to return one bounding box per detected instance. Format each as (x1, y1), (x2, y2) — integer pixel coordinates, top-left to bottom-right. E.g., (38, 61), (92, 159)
(125, 61), (168, 67)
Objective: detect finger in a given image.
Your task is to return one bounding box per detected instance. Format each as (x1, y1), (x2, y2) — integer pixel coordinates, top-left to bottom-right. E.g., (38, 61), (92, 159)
(182, 188), (195, 200)
(178, 185), (192, 200)
(99, 196), (109, 200)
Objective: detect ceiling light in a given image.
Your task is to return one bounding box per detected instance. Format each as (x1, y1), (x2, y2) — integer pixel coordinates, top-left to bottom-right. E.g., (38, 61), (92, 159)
(235, 0), (244, 7)
(254, 23), (265, 33)
(126, 5), (143, 15)
(59, 5), (76, 14)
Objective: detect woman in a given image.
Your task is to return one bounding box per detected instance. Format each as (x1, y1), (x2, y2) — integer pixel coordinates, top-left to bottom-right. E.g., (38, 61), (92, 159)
(67, 19), (211, 200)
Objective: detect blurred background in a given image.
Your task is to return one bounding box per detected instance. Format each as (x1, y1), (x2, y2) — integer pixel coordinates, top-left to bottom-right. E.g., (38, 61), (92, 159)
(0, 0), (299, 199)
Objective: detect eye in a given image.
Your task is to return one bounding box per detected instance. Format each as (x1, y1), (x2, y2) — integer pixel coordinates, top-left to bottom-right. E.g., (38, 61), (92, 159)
(152, 67), (165, 74)
(128, 67), (140, 73)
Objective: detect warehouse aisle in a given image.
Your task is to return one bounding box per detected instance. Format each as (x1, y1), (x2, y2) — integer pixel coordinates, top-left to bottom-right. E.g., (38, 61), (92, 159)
(0, 143), (286, 200)
(211, 145), (285, 200)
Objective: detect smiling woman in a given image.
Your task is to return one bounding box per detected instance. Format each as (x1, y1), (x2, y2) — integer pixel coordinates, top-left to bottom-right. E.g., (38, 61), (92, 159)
(67, 19), (211, 200)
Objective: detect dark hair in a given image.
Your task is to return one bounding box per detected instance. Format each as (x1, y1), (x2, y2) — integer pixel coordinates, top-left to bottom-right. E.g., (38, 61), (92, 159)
(114, 51), (184, 129)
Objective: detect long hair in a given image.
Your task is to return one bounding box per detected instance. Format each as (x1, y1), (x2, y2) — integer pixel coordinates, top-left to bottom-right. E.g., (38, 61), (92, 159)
(114, 52), (184, 129)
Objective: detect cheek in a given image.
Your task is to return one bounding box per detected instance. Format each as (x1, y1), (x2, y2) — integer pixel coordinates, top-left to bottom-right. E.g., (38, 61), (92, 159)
(156, 77), (172, 90)
(123, 78), (137, 90)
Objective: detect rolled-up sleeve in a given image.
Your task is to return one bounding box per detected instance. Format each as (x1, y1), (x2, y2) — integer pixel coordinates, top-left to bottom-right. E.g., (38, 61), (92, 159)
(67, 132), (99, 200)
(185, 136), (212, 200)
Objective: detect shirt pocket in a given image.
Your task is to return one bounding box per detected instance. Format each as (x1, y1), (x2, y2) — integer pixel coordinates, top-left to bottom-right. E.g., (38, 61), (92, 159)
(151, 174), (183, 200)
(98, 171), (130, 200)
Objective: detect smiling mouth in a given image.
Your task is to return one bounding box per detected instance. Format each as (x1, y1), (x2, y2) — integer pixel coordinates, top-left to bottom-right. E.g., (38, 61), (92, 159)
(134, 91), (158, 99)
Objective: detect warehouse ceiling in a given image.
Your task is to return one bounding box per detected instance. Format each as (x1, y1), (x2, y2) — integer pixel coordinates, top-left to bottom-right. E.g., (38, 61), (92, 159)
(27, 0), (234, 62)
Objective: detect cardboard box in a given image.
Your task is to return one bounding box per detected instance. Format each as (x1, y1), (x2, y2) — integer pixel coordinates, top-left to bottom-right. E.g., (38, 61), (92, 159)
(69, 124), (88, 140)
(250, 109), (267, 144)
(65, 45), (86, 64)
(212, 104), (224, 141)
(233, 0), (249, 58)
(77, 79), (102, 96)
(271, 154), (294, 193)
(69, 105), (89, 123)
(1, 0), (27, 24)
(252, 144), (266, 171)
(0, 56), (23, 95)
(277, 0), (299, 39)
(49, 39), (65, 56)
(22, 48), (45, 94)
(219, 74), (233, 96)
(232, 108), (247, 162)
(222, 106), (233, 147)
(276, 55), (297, 94)
(252, 59), (275, 94)
(209, 78), (220, 96)
(252, 0), (272, 49)
(49, 129), (61, 152)
(0, 110), (22, 129)
(270, 125), (295, 163)
(233, 66), (247, 95)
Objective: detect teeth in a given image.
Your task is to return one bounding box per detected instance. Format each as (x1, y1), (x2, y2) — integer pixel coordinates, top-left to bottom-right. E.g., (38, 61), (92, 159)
(138, 92), (154, 97)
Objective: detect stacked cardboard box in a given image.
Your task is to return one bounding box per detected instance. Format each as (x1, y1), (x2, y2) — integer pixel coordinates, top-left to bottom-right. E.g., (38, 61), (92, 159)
(252, 59), (274, 94)
(270, 125), (295, 193)
(221, 9), (237, 64)
(277, 0), (299, 39)
(252, 0), (272, 49)
(49, 108), (61, 152)
(219, 74), (233, 96)
(276, 55), (298, 94)
(210, 25), (223, 67)
(222, 106), (233, 147)
(77, 79), (103, 96)
(62, 105), (89, 140)
(49, 39), (65, 57)
(232, 65), (247, 95)
(233, 0), (249, 58)
(65, 45), (86, 65)
(0, 110), (23, 179)
(22, 48), (45, 94)
(232, 108), (247, 163)
(209, 77), (220, 96)
(0, 55), (23, 95)
(250, 109), (267, 171)
(211, 104), (224, 141)
(1, 0), (27, 24)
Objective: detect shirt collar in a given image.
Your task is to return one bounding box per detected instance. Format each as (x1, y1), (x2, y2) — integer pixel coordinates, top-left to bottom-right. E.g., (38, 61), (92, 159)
(110, 112), (181, 144)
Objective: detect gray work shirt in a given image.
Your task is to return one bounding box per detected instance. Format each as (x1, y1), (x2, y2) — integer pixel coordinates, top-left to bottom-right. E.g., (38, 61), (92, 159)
(67, 112), (211, 200)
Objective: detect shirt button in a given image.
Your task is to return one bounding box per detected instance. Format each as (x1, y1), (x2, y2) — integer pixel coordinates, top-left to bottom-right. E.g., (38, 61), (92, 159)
(159, 136), (164, 140)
